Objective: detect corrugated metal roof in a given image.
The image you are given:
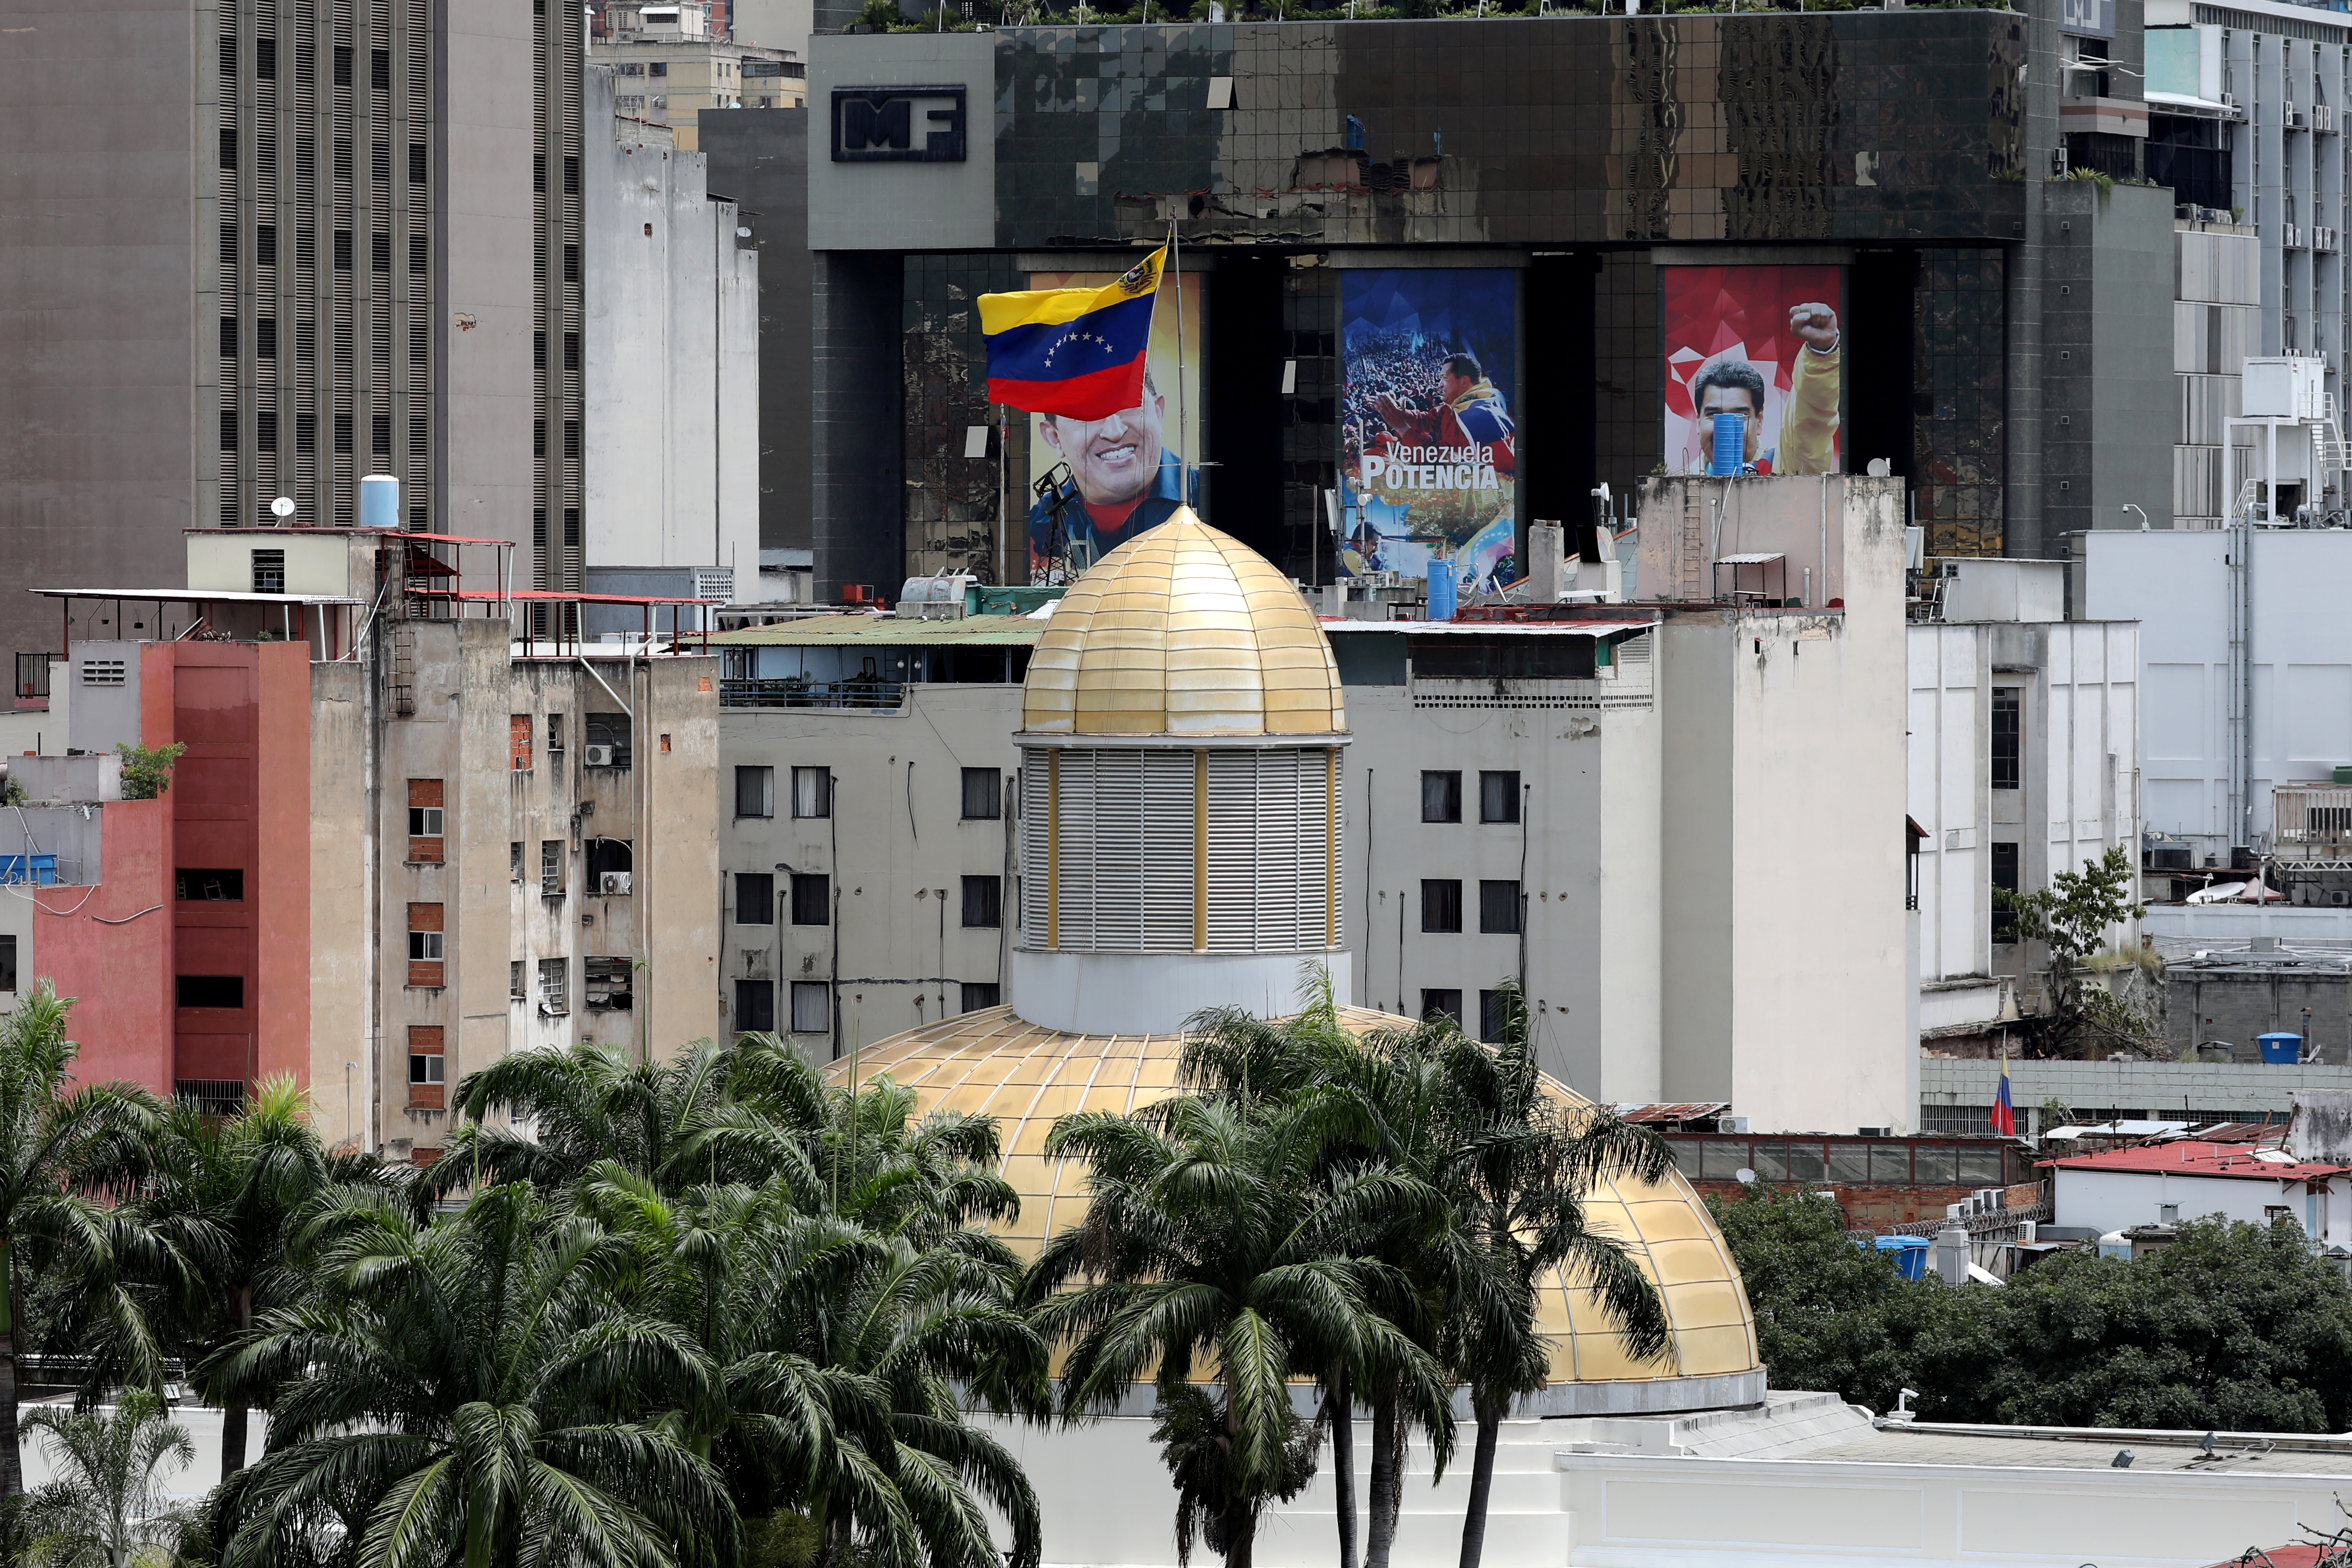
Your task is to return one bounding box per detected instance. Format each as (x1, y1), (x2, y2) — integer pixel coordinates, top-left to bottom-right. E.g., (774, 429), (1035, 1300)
(2040, 1139), (2352, 1180)
(1322, 618), (1658, 637)
(706, 612), (1049, 647)
(1617, 1102), (1732, 1124)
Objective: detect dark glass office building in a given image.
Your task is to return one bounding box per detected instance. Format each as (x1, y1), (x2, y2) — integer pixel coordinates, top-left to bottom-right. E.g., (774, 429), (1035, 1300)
(798, 0), (2175, 596)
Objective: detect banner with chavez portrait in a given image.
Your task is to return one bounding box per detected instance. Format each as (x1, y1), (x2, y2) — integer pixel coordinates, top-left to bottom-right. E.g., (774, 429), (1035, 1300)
(1338, 269), (1520, 593)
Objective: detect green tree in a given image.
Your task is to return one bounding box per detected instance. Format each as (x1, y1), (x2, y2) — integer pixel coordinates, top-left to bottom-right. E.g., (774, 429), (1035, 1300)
(111, 745), (186, 803)
(17, 1391), (194, 1568)
(1024, 1092), (1451, 1568)
(1996, 846), (2154, 1057)
(0, 983), (176, 1502)
(208, 1181), (737, 1568)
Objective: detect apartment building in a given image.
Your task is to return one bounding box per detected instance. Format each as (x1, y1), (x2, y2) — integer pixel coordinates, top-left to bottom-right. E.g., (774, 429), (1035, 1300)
(0, 0), (590, 676)
(10, 526), (718, 1156)
(592, 0), (804, 149)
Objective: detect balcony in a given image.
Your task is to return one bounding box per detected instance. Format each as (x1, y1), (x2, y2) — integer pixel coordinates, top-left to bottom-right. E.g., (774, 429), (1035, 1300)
(720, 677), (907, 710)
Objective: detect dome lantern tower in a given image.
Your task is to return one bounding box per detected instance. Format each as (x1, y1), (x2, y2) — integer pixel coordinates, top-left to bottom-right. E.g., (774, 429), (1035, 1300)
(1009, 511), (1352, 1035)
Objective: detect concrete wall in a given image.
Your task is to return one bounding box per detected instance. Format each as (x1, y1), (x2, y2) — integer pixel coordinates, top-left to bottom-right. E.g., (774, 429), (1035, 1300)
(0, 0), (200, 685)
(2169, 962), (2352, 1062)
(34, 800), (174, 1096)
(803, 34), (995, 251)
(583, 70), (761, 580)
(308, 660), (372, 1150)
(1921, 1053), (2352, 1122)
(2043, 164), (2178, 537)
(2083, 527), (2352, 849)
(698, 108), (812, 556)
(2054, 1163), (2347, 1242)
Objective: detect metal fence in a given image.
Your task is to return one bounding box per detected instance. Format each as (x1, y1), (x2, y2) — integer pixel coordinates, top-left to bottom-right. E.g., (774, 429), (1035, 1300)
(719, 679), (907, 710)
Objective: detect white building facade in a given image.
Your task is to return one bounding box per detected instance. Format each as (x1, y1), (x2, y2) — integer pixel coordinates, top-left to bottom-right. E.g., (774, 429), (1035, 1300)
(1908, 561), (2142, 1041)
(581, 69), (760, 587)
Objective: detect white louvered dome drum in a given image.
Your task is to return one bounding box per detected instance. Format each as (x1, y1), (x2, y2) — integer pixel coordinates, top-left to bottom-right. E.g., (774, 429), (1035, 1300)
(1019, 744), (1341, 956)
(1007, 513), (1351, 1035)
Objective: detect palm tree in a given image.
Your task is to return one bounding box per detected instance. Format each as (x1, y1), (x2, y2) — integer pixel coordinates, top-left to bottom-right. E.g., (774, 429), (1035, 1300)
(207, 1180), (737, 1568)
(577, 1075), (1049, 1568)
(124, 1076), (400, 1487)
(1025, 1092), (1452, 1568)
(423, 1034), (828, 1201)
(1427, 986), (1670, 1568)
(0, 982), (173, 1502)
(17, 1390), (194, 1568)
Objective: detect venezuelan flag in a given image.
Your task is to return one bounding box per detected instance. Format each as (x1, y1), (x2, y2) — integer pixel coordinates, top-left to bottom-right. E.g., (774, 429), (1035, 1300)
(1990, 1054), (2017, 1137)
(980, 247), (1165, 421)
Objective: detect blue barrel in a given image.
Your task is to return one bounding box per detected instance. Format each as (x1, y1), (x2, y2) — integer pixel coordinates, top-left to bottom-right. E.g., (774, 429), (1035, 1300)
(1425, 556), (1456, 622)
(1710, 411), (1747, 476)
(359, 473), (400, 531)
(2258, 1032), (2303, 1064)
(1875, 1236), (1931, 1280)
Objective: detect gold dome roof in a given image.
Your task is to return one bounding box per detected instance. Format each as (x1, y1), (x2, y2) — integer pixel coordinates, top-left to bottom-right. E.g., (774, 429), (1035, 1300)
(1022, 511), (1347, 737)
(827, 1007), (1760, 1390)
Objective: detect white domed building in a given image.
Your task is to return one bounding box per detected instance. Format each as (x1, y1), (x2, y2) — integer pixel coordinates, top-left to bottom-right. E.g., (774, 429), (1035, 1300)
(822, 513), (1769, 1566)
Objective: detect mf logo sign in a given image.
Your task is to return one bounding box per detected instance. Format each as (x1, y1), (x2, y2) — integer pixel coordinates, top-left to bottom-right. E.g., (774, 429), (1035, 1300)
(831, 85), (967, 163)
(2057, 0), (2113, 38)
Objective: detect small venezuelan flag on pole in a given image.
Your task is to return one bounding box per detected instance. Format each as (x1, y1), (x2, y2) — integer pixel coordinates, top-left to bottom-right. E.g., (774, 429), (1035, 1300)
(1990, 1051), (2017, 1137)
(979, 246), (1166, 421)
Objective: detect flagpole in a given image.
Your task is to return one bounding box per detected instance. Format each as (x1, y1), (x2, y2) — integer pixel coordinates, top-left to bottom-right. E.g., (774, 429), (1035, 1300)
(1170, 221), (1189, 512)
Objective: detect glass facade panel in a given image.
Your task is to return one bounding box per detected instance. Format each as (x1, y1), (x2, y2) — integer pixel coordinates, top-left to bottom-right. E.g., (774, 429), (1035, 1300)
(1827, 1143), (1869, 1183)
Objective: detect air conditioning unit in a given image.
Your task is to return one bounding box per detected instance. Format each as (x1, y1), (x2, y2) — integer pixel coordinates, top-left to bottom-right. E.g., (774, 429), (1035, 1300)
(2317, 104), (2337, 132)
(598, 871), (632, 895)
(1718, 1115), (1752, 1135)
(584, 744), (616, 767)
(2287, 104), (2307, 129)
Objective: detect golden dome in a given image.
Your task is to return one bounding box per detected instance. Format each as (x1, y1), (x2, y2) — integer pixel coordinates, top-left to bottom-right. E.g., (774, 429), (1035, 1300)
(1022, 511), (1347, 737)
(827, 1007), (1761, 1392)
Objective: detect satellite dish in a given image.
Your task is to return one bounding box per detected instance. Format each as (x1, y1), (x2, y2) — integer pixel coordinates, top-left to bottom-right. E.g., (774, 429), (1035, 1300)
(1734, 1168), (1757, 1185)
(269, 496), (296, 520)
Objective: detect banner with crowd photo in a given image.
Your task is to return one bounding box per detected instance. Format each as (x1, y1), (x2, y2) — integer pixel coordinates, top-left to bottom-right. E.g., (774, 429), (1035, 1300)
(1023, 269), (1203, 580)
(1662, 264), (1846, 478)
(1338, 269), (1520, 593)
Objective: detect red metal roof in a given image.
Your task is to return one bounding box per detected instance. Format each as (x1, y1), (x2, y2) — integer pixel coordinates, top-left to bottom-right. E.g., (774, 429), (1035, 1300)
(2040, 1139), (2352, 1181)
(1618, 1102), (1732, 1124)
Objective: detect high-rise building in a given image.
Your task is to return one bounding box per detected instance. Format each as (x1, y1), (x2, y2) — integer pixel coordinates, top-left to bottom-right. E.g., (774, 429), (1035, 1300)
(0, 0), (584, 685)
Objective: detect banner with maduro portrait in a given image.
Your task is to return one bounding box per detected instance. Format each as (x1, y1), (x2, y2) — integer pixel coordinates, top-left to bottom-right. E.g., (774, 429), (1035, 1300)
(1663, 264), (1845, 478)
(1338, 269), (1520, 594)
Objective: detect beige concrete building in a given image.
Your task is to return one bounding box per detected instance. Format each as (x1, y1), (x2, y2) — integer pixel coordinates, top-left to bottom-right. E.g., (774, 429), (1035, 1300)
(11, 526), (719, 1159)
(596, 39), (805, 147)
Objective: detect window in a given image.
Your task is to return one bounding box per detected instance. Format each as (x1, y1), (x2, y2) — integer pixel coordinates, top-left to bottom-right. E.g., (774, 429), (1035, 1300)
(510, 842), (523, 883)
(585, 956), (632, 1009)
(651, 60), (668, 76)
(510, 714), (532, 771)
(563, 244), (580, 283)
(407, 903), (444, 986)
(563, 332), (580, 372)
(2266, 1204), (2299, 1229)
(221, 315), (237, 357)
(540, 840), (564, 897)
(256, 226), (276, 265)
(372, 233), (391, 274)
(409, 143), (425, 182)
(512, 960), (525, 999)
(175, 868), (244, 901)
(1478, 988), (1517, 1044)
(177, 974), (247, 1008)
(0, 933), (16, 992)
(221, 409), (238, 450)
(735, 765), (774, 818)
(332, 411), (353, 453)
(256, 411), (277, 454)
(961, 768), (1002, 820)
(219, 128), (236, 170)
(1991, 842), (2020, 942)
(256, 318), (276, 357)
(791, 873), (830, 927)
(408, 779), (444, 861)
(332, 43), (352, 84)
(546, 714), (564, 756)
(792, 767), (831, 819)
(1420, 988), (1463, 1026)
(585, 711), (632, 767)
(737, 872), (774, 925)
(1421, 879), (1463, 933)
(1478, 880), (1522, 934)
(735, 979), (775, 1034)
(333, 230), (352, 270)
(962, 875), (1002, 928)
(1479, 771), (1521, 824)
(1422, 771), (1462, 823)
(1991, 688), (2021, 791)
(563, 154), (580, 194)
(407, 1026), (445, 1108)
(790, 981), (830, 1035)
(370, 46), (389, 89)
(256, 39), (279, 77)
(961, 982), (1000, 1012)
(372, 140), (390, 182)
(538, 957), (568, 1010)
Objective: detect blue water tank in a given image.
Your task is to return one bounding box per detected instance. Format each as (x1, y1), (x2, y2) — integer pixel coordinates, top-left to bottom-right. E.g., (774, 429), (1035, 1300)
(1425, 556), (1456, 622)
(1874, 1236), (1931, 1280)
(2258, 1032), (2303, 1064)
(359, 473), (400, 532)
